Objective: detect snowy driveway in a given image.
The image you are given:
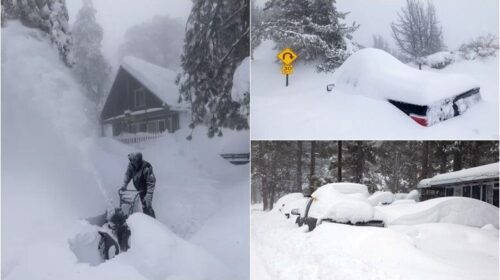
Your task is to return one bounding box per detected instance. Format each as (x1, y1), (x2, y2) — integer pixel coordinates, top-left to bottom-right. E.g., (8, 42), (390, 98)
(251, 209), (499, 280)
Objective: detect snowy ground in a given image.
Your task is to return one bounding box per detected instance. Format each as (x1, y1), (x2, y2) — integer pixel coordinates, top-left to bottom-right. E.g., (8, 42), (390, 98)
(251, 41), (499, 140)
(2, 21), (249, 280)
(251, 208), (499, 280)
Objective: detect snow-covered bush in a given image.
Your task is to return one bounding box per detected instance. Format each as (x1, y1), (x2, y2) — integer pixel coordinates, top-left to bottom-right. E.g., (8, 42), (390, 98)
(459, 34), (499, 60)
(424, 51), (455, 69)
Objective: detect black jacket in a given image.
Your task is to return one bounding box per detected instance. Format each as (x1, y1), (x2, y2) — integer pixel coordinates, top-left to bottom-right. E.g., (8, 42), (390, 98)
(123, 160), (156, 194)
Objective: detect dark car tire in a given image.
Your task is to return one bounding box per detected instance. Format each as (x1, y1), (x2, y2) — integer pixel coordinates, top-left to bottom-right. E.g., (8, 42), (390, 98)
(305, 218), (317, 232)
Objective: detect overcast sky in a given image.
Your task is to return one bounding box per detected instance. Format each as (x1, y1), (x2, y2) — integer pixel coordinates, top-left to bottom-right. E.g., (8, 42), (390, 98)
(255, 0), (499, 50)
(66, 0), (192, 68)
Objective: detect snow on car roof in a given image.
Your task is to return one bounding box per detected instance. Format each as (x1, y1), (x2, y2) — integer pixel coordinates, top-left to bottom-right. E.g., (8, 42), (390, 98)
(312, 182), (370, 197)
(122, 56), (188, 110)
(331, 48), (479, 105)
(418, 162), (499, 188)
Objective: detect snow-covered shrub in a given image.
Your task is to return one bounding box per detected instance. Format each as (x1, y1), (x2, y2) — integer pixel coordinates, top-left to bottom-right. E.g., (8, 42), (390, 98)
(459, 34), (499, 60)
(424, 51), (455, 69)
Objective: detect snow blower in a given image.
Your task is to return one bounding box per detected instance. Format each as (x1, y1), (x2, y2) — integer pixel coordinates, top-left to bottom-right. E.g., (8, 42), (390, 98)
(97, 189), (141, 260)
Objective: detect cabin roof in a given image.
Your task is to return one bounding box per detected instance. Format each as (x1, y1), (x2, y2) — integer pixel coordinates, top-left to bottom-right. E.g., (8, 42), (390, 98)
(417, 162), (499, 188)
(121, 56), (188, 110)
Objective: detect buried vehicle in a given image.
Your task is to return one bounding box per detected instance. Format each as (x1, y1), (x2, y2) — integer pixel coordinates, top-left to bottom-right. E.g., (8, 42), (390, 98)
(293, 183), (384, 231)
(326, 48), (481, 127)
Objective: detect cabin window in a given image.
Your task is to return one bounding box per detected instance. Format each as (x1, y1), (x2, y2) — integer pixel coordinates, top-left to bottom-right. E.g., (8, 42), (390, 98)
(147, 121), (159, 133)
(471, 185), (480, 200)
(159, 120), (166, 132)
(139, 122), (147, 133)
(445, 188), (454, 197)
(134, 87), (146, 108)
(463, 186), (471, 198)
(130, 123), (138, 134)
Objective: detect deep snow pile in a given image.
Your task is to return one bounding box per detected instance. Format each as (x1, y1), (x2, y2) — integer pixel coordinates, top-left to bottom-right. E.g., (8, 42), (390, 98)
(251, 40), (499, 139)
(368, 191), (395, 205)
(251, 207), (499, 280)
(375, 197), (499, 228)
(330, 48), (479, 105)
(2, 21), (248, 280)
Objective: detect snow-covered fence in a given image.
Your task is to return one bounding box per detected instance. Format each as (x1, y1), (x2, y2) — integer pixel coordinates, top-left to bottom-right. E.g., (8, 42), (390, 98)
(116, 132), (167, 144)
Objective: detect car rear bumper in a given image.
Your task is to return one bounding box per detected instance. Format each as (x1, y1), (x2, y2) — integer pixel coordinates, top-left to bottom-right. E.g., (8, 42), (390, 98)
(388, 87), (481, 127)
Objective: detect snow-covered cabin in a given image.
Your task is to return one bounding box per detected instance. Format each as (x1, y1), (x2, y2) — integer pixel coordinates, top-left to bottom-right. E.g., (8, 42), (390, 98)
(417, 162), (499, 207)
(100, 57), (189, 143)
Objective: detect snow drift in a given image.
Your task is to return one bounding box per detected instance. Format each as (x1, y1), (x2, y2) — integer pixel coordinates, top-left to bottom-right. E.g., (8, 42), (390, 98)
(375, 197), (499, 228)
(331, 48), (479, 105)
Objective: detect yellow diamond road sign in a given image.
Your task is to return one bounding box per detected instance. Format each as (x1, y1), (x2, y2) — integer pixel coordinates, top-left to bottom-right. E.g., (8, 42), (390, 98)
(281, 64), (293, 75)
(277, 48), (298, 65)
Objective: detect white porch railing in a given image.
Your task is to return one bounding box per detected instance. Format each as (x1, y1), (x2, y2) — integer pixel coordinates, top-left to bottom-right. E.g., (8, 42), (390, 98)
(115, 131), (168, 144)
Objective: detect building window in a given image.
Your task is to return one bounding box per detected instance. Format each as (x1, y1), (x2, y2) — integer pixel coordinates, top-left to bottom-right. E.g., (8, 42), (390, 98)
(471, 185), (480, 200)
(139, 122), (147, 133)
(445, 188), (454, 197)
(147, 121), (159, 133)
(463, 186), (471, 198)
(134, 87), (146, 108)
(159, 120), (166, 132)
(481, 185), (487, 202)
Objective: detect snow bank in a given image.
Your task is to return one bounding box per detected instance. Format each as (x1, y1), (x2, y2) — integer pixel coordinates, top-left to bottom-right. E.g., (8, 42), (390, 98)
(124, 213), (232, 280)
(309, 184), (374, 223)
(375, 197), (499, 227)
(368, 191), (394, 206)
(331, 48), (479, 105)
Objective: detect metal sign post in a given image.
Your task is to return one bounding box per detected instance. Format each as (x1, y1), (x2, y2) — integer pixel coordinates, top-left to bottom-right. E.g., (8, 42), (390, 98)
(277, 48), (298, 87)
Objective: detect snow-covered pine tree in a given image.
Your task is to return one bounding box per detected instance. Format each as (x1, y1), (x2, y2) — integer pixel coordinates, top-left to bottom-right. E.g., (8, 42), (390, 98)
(71, 0), (111, 114)
(177, 0), (250, 138)
(1, 0), (73, 66)
(262, 0), (359, 72)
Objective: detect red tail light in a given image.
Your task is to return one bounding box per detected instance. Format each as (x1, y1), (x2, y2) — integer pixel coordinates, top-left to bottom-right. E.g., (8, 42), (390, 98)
(410, 114), (428, 127)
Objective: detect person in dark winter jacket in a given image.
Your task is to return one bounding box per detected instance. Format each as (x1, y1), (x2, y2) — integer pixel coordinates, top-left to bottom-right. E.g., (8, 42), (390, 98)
(120, 152), (156, 218)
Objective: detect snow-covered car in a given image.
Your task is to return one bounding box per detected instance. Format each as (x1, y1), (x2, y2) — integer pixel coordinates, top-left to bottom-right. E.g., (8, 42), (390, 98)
(275, 192), (307, 219)
(294, 183), (384, 231)
(326, 48), (481, 127)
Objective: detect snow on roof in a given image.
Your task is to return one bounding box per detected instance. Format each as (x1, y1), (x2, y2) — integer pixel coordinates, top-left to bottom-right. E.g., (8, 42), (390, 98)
(121, 56), (188, 110)
(331, 48), (479, 105)
(418, 162), (499, 188)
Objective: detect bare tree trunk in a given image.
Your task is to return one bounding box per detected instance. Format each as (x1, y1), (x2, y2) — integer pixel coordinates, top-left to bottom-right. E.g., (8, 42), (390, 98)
(309, 141), (316, 182)
(337, 141), (342, 182)
(296, 141), (303, 192)
(421, 141), (430, 179)
(453, 142), (463, 171)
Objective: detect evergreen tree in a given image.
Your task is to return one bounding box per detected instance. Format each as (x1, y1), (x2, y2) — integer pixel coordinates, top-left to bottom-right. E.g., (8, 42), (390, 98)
(71, 0), (111, 114)
(177, 0), (250, 139)
(262, 0), (359, 72)
(2, 0), (73, 66)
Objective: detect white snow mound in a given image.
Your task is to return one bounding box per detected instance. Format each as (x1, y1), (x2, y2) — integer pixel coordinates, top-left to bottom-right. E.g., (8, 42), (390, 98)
(331, 48), (479, 105)
(375, 197), (499, 227)
(125, 213), (233, 280)
(310, 184), (374, 223)
(275, 193), (305, 214)
(368, 191), (395, 206)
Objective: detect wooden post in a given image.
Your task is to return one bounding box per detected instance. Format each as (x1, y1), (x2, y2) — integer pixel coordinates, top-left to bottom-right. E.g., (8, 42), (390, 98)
(286, 74), (289, 87)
